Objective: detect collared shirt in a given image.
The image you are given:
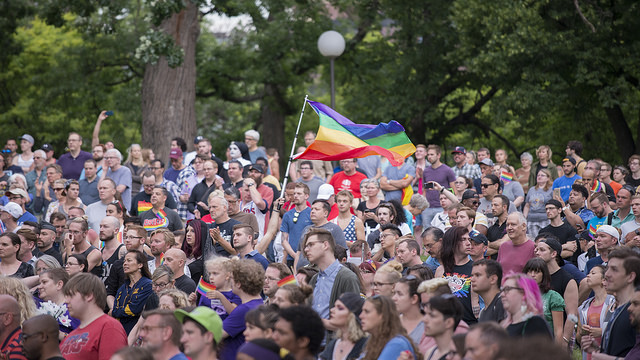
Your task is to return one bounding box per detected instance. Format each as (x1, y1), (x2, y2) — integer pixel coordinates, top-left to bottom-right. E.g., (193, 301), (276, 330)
(244, 250), (269, 269)
(313, 260), (342, 318)
(176, 166), (197, 220)
(611, 209), (635, 229)
(453, 163), (482, 180)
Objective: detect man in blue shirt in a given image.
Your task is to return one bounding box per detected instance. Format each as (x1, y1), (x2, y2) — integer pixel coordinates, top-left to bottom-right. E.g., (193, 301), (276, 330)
(553, 157), (581, 202)
(280, 183), (312, 267)
(233, 223), (268, 269)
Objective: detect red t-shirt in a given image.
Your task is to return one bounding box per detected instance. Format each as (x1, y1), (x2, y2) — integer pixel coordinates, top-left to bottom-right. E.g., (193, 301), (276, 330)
(329, 171), (368, 198)
(60, 314), (128, 360)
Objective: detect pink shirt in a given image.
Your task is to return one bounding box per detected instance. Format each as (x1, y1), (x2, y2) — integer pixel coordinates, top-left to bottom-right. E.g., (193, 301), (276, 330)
(497, 239), (535, 275)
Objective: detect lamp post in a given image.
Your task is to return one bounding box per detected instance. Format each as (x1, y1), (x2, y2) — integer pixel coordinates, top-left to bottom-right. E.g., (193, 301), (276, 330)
(317, 31), (345, 109)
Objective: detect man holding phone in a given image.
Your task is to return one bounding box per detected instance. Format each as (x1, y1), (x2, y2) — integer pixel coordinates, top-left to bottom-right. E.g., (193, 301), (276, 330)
(422, 145), (456, 226)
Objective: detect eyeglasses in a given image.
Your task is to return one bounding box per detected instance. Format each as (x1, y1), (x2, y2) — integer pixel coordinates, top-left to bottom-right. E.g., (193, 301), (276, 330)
(125, 235), (143, 240)
(480, 183), (494, 188)
(470, 201), (479, 205)
(380, 233), (396, 239)
(65, 262), (79, 267)
(149, 167), (160, 170)
(300, 167), (312, 170)
(304, 240), (323, 249)
(53, 188), (64, 191)
(500, 286), (524, 293)
(8, 196), (21, 200)
(152, 281), (169, 288)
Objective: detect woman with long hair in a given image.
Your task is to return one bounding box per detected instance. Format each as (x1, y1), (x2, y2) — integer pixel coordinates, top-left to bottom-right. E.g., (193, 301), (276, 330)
(182, 219), (207, 283)
(44, 179), (67, 222)
(522, 258), (565, 343)
(45, 180), (84, 221)
(501, 273), (552, 338)
(453, 176), (472, 201)
(392, 275), (425, 346)
(577, 265), (615, 360)
(0, 232), (35, 278)
(124, 144), (149, 193)
(0, 276), (37, 325)
(112, 250), (153, 334)
(320, 292), (368, 360)
(359, 295), (419, 360)
(523, 168), (554, 238)
(528, 145), (558, 190)
(272, 284), (313, 308)
(356, 179), (383, 236)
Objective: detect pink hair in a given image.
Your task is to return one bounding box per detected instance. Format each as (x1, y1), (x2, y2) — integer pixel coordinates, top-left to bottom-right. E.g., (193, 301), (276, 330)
(502, 272), (543, 316)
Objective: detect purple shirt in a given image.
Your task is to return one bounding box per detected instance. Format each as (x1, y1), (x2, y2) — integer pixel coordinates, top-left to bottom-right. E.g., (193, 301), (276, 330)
(221, 298), (263, 360)
(57, 151), (93, 180)
(423, 164), (456, 208)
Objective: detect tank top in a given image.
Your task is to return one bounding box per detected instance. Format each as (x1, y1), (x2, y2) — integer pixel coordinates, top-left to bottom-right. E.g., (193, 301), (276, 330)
(80, 245), (104, 278)
(16, 153), (33, 169)
(101, 244), (124, 282)
(331, 215), (358, 243)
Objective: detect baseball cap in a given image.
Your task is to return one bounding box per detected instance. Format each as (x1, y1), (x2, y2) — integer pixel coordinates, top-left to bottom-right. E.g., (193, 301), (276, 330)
(248, 164), (264, 174)
(545, 199), (563, 209)
(7, 188), (29, 199)
(596, 225), (620, 241)
(316, 184), (335, 200)
(470, 232), (488, 246)
(174, 307), (222, 343)
(169, 148), (183, 159)
(562, 157), (576, 165)
(194, 135), (204, 144)
(540, 237), (563, 256)
(451, 146), (466, 154)
(40, 222), (56, 232)
(41, 144), (54, 152)
(478, 158), (494, 167)
(461, 189), (479, 201)
(19, 134), (35, 145)
(1, 202), (23, 219)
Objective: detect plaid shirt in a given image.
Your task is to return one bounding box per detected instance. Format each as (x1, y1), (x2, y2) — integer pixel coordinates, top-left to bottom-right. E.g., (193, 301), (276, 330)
(176, 166), (197, 220)
(453, 163), (482, 180)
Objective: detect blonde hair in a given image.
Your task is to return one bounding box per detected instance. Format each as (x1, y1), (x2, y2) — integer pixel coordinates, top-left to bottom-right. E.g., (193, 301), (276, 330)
(417, 278), (451, 295)
(334, 312), (367, 343)
(377, 260), (403, 283)
(157, 289), (190, 309)
(0, 276), (37, 325)
(207, 190), (224, 205)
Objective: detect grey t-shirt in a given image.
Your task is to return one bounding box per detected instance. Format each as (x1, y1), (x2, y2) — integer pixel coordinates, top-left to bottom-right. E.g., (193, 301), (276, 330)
(297, 176), (326, 202)
(106, 166), (133, 212)
(296, 222), (346, 269)
(86, 201), (108, 231)
(502, 181), (525, 204)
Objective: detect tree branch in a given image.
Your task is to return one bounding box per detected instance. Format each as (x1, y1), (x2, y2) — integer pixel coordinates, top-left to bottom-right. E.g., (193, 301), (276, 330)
(573, 0), (596, 33)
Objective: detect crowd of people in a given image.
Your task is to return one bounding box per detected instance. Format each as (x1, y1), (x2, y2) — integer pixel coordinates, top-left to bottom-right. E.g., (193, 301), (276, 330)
(1, 112), (640, 360)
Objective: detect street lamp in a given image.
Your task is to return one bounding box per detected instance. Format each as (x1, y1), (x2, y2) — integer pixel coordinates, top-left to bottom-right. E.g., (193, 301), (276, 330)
(317, 30), (345, 109)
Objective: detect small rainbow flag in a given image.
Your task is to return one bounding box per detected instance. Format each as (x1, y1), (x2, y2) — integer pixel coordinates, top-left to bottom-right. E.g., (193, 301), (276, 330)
(138, 201), (152, 213)
(196, 277), (216, 296)
(401, 174), (413, 206)
(591, 180), (604, 193)
(500, 170), (513, 184)
(588, 223), (599, 238)
(159, 253), (165, 265)
(294, 100), (416, 166)
(143, 209), (168, 231)
(277, 275), (297, 287)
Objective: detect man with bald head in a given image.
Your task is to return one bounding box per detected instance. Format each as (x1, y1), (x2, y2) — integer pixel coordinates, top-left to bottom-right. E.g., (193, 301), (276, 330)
(164, 248), (196, 294)
(21, 314), (63, 360)
(496, 212), (535, 274)
(100, 216), (125, 282)
(0, 295), (25, 360)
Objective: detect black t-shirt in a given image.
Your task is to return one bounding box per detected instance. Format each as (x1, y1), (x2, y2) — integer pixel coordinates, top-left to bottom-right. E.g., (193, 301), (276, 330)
(101, 244), (124, 283)
(175, 274), (196, 294)
(444, 260), (476, 325)
(506, 315), (552, 338)
(188, 257), (204, 284)
(487, 219), (507, 260)
(478, 293), (507, 323)
(43, 247), (63, 266)
(356, 201), (379, 229)
(539, 221), (578, 263)
(550, 268), (574, 297)
(625, 175), (640, 189)
(204, 218), (240, 258)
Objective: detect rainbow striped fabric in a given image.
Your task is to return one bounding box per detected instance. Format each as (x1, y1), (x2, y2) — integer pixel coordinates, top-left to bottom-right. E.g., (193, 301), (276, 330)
(401, 174), (413, 206)
(591, 180), (604, 193)
(196, 277), (216, 296)
(500, 170), (513, 184)
(277, 275), (297, 287)
(137, 201), (152, 213)
(295, 100), (416, 166)
(143, 209), (168, 231)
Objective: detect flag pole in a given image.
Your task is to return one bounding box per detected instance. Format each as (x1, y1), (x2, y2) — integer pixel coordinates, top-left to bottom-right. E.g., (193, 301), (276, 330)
(280, 95), (309, 197)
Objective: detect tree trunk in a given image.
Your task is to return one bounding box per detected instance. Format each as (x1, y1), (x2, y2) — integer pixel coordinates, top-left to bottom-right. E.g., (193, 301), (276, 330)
(141, 1), (200, 161)
(260, 83), (286, 168)
(604, 104), (635, 162)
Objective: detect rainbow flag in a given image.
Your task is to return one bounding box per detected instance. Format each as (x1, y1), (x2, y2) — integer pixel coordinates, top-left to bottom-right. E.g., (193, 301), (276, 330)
(591, 180), (604, 193)
(143, 209), (168, 231)
(138, 201), (152, 213)
(196, 277), (216, 296)
(277, 275), (297, 287)
(588, 223), (599, 238)
(294, 100), (416, 166)
(500, 170), (513, 184)
(401, 174), (413, 206)
(159, 253), (165, 265)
